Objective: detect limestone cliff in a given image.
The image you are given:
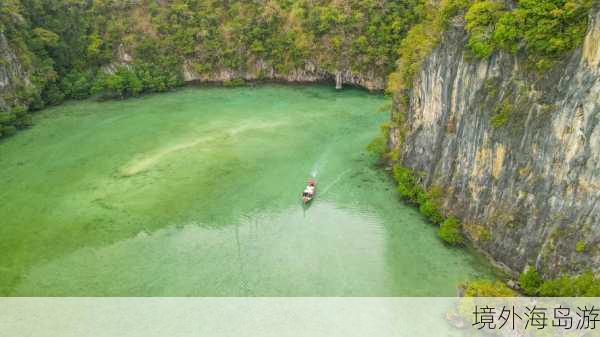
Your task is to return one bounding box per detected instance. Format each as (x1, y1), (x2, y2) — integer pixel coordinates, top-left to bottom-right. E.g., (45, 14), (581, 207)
(0, 32), (31, 111)
(182, 61), (384, 91)
(110, 56), (384, 91)
(390, 9), (600, 277)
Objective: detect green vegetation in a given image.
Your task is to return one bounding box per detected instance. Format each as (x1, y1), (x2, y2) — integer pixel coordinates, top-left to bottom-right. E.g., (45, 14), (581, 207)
(463, 279), (517, 297)
(439, 216), (465, 245)
(388, 0), (594, 104)
(391, 165), (600, 297)
(539, 272), (600, 296)
(392, 164), (429, 207)
(464, 1), (505, 58)
(1, 0), (595, 138)
(91, 65), (181, 99)
(464, 0), (594, 70)
(419, 187), (445, 225)
(520, 268), (600, 297)
(366, 122), (391, 162)
(392, 164), (465, 245)
(519, 266), (543, 296)
(490, 99), (513, 128)
(467, 268), (600, 298)
(0, 0), (429, 138)
(575, 240), (586, 253)
(387, 0), (472, 99)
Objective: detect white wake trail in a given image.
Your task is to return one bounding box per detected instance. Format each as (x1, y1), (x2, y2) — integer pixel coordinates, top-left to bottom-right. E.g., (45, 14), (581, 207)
(319, 169), (352, 196)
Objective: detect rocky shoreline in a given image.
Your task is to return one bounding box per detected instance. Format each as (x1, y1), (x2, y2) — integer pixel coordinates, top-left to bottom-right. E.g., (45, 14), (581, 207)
(389, 8), (600, 278)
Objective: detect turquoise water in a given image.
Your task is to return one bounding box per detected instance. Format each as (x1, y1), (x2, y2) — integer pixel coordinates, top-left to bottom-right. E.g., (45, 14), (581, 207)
(0, 85), (492, 296)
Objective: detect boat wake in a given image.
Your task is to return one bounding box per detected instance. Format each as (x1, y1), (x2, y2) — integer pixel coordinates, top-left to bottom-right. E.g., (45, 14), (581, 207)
(319, 169), (352, 196)
(119, 121), (284, 177)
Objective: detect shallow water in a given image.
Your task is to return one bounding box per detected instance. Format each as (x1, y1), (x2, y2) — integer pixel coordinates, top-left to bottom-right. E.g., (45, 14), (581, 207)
(0, 85), (492, 296)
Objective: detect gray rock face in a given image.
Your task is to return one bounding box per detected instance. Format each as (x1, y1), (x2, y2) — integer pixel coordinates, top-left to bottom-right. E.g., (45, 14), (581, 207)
(101, 43), (134, 75)
(390, 10), (600, 277)
(0, 32), (31, 110)
(102, 48), (385, 90)
(2, 38), (384, 112)
(182, 59), (385, 91)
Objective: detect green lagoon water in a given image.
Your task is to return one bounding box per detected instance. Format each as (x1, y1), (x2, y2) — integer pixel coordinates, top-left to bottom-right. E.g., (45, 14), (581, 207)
(0, 85), (492, 296)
